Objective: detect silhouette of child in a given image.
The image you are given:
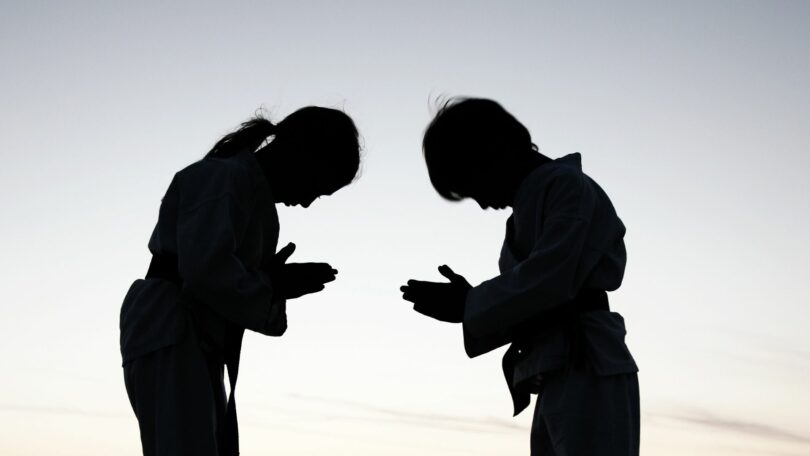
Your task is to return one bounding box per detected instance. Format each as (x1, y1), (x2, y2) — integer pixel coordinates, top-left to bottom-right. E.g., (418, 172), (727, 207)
(120, 107), (361, 456)
(401, 98), (639, 455)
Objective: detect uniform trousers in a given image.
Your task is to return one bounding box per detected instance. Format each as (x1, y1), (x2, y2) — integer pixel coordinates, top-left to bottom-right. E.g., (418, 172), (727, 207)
(123, 332), (229, 456)
(530, 365), (639, 456)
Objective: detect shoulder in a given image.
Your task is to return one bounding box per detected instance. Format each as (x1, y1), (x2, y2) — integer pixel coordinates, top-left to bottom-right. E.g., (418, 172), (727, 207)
(173, 155), (256, 208)
(523, 154), (587, 199)
(526, 154), (597, 218)
(176, 155), (253, 191)
(547, 154), (587, 187)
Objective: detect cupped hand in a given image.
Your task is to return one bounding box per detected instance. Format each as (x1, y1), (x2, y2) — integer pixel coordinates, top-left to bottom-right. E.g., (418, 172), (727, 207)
(279, 262), (337, 299)
(267, 242), (338, 300)
(400, 265), (471, 323)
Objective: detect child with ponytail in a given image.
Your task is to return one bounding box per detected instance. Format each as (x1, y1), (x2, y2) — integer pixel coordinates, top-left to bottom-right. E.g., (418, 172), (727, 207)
(120, 106), (361, 456)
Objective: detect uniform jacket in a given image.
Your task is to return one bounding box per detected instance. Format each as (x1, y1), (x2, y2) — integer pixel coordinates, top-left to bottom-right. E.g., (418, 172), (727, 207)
(120, 150), (287, 366)
(462, 153), (638, 415)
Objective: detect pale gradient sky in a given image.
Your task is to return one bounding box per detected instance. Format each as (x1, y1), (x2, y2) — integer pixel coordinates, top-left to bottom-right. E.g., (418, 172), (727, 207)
(1, 1), (809, 455)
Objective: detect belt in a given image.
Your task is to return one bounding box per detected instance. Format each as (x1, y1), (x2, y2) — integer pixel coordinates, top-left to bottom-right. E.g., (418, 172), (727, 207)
(145, 253), (181, 284)
(568, 288), (609, 312)
(563, 289), (608, 369)
(508, 288), (608, 346)
(503, 288), (609, 416)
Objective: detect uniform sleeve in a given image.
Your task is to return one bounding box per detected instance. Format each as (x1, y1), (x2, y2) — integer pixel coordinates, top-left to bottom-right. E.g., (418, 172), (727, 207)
(463, 170), (596, 357)
(176, 171), (286, 336)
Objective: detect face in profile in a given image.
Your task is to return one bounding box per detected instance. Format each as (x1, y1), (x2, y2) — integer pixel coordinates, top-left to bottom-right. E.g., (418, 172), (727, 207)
(278, 170), (345, 208)
(268, 151), (356, 208)
(260, 106), (361, 208)
(445, 158), (518, 210)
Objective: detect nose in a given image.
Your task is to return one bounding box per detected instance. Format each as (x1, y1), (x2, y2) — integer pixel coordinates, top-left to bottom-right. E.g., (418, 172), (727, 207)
(301, 195), (318, 208)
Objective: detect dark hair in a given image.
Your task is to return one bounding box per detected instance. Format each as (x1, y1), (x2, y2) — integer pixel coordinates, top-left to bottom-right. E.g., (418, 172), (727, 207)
(423, 97), (534, 200)
(272, 106), (361, 188)
(207, 107), (361, 188)
(206, 116), (276, 158)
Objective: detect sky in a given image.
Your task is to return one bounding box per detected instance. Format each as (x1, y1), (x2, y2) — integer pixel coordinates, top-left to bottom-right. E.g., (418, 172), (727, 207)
(1, 0), (809, 454)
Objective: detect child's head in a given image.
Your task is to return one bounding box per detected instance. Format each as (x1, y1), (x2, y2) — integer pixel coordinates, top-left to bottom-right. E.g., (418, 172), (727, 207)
(422, 98), (535, 209)
(209, 107), (361, 207)
(268, 107), (361, 206)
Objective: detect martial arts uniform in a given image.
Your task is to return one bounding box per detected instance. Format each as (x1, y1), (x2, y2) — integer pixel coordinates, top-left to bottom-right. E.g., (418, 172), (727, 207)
(463, 154), (639, 455)
(120, 150), (287, 456)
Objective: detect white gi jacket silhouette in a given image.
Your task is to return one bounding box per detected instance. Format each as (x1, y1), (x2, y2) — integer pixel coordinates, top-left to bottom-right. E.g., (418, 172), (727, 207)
(463, 153), (638, 415)
(119, 150), (287, 454)
(120, 150), (287, 366)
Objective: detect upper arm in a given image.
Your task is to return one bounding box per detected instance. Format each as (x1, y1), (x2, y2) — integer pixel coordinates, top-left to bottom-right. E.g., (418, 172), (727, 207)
(462, 168), (597, 354)
(173, 161), (282, 333)
(538, 167), (594, 226)
(174, 162), (256, 285)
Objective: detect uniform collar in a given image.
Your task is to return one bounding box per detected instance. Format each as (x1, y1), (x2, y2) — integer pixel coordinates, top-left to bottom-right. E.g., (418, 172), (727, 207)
(512, 153), (583, 209)
(556, 152), (582, 170)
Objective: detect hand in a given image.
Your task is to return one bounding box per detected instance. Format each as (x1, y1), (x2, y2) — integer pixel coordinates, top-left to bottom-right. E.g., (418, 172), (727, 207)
(279, 262), (337, 299)
(270, 242), (297, 270)
(400, 265), (471, 323)
(268, 243), (338, 300)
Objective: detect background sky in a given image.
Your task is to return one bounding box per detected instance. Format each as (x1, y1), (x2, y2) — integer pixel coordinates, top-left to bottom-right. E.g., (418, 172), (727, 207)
(1, 1), (809, 455)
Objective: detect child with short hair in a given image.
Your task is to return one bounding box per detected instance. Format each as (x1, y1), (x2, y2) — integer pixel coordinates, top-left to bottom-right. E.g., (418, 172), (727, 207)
(401, 98), (639, 455)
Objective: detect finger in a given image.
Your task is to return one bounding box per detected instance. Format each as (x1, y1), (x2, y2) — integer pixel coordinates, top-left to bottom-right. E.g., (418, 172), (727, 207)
(302, 263), (335, 275)
(401, 287), (418, 301)
(406, 281), (448, 295)
(307, 262), (336, 275)
(321, 274), (337, 283)
(441, 265), (472, 287)
(300, 283), (326, 296)
(401, 292), (419, 304)
(291, 263), (336, 283)
(313, 269), (337, 283)
(438, 265), (462, 283)
(276, 243), (296, 263)
(402, 287), (437, 303)
(403, 283), (427, 297)
(406, 280), (437, 288)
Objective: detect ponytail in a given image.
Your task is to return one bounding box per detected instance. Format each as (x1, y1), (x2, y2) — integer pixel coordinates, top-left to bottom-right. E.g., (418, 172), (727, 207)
(206, 116), (276, 158)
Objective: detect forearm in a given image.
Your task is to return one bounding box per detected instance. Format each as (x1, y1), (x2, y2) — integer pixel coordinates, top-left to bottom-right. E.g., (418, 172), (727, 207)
(184, 262), (285, 334)
(462, 267), (583, 356)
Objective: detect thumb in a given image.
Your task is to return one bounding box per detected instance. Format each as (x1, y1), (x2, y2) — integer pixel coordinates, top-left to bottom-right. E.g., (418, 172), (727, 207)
(276, 242), (296, 264)
(438, 264), (467, 285)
